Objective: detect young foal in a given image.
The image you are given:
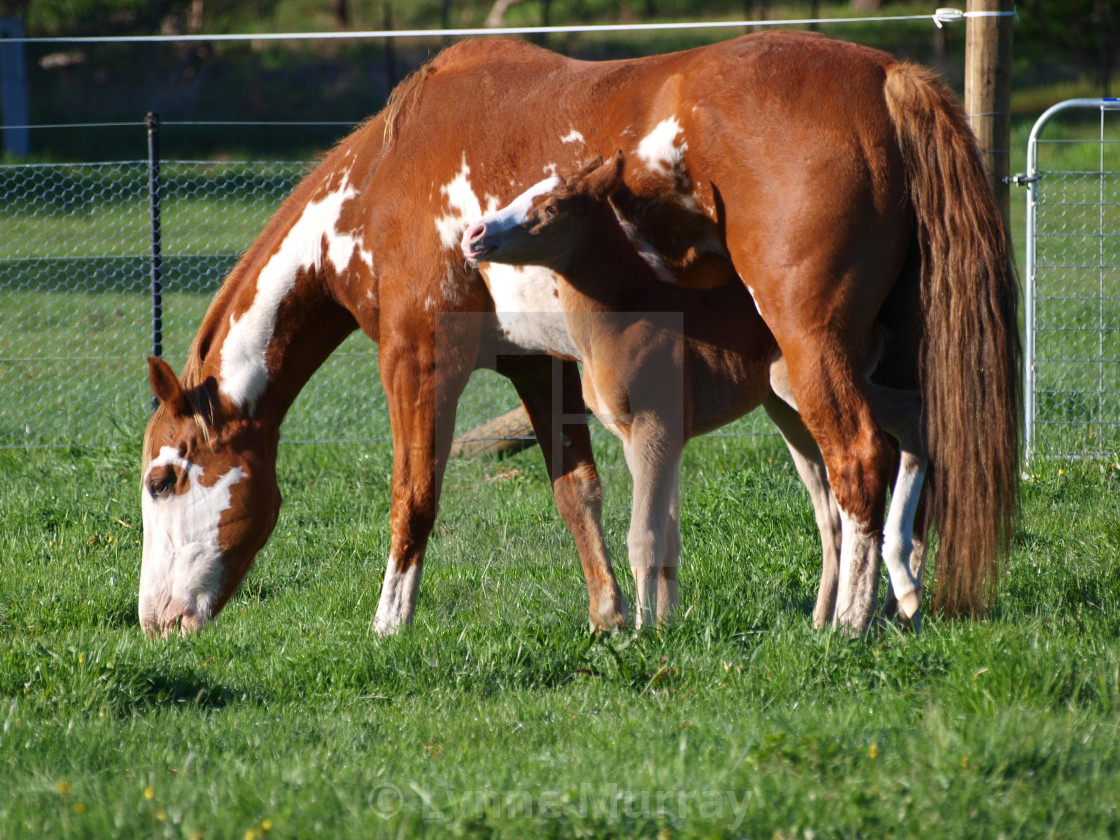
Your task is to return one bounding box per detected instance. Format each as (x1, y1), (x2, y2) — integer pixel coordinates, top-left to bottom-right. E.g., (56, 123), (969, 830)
(462, 155), (926, 628)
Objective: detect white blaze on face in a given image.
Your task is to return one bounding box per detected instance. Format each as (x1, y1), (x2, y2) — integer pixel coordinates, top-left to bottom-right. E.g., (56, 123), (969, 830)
(637, 117), (687, 178)
(464, 176), (580, 358)
(474, 176), (558, 239)
(139, 446), (245, 632)
(220, 169), (372, 414)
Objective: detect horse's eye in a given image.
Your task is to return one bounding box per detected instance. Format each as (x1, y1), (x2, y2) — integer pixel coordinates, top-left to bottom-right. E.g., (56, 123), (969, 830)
(543, 203), (559, 218)
(148, 466), (176, 499)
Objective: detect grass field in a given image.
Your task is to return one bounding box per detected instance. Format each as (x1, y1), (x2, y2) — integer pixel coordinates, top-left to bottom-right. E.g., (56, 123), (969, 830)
(1, 49), (1119, 839)
(2, 429), (1119, 838)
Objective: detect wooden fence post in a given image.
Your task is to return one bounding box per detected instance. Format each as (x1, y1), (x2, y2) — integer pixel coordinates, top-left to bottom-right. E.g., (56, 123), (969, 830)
(964, 0), (1014, 235)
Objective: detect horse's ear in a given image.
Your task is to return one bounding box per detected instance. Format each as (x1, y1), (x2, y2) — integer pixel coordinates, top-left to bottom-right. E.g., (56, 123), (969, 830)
(148, 356), (188, 414)
(586, 151), (625, 201)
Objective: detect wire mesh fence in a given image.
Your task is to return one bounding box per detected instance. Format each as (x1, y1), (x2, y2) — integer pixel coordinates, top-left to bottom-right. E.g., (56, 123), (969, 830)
(0, 120), (775, 450)
(1025, 100), (1120, 459)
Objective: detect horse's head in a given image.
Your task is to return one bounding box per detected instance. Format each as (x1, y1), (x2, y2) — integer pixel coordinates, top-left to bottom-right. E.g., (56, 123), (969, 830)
(139, 356), (281, 637)
(460, 152), (625, 269)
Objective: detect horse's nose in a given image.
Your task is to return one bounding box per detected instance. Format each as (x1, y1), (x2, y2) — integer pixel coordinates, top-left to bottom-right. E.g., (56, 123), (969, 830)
(142, 603), (206, 638)
(461, 221), (487, 259)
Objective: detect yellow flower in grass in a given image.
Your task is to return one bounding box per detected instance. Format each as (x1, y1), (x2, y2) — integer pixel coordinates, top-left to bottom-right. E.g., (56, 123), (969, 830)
(144, 786), (155, 801)
(57, 781), (72, 795)
(868, 742), (879, 759)
(74, 802), (86, 814)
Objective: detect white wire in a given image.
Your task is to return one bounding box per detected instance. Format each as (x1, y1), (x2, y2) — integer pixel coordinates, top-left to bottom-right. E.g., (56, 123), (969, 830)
(7, 9), (1017, 44)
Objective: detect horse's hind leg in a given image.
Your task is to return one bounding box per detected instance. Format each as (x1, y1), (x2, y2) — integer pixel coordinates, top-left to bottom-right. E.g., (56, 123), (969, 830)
(870, 383), (928, 626)
(781, 341), (894, 633)
(500, 355), (628, 630)
(763, 394), (841, 628)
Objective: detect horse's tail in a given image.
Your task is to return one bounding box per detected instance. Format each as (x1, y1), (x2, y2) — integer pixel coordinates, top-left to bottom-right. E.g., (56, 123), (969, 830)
(883, 62), (1021, 616)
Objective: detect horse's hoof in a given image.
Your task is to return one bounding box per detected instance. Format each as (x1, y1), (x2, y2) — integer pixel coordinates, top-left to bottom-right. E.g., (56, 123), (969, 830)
(899, 590), (920, 620)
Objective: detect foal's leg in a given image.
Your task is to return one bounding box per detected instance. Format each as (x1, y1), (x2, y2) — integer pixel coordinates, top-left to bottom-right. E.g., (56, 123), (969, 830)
(623, 418), (682, 629)
(763, 394), (841, 628)
(372, 311), (477, 635)
(499, 355), (628, 630)
(657, 463), (682, 623)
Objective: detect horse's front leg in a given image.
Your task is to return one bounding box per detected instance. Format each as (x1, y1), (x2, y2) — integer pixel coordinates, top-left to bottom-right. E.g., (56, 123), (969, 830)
(372, 311), (477, 635)
(498, 354), (627, 630)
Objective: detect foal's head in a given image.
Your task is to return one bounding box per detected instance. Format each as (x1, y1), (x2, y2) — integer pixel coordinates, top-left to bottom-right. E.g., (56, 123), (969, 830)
(139, 357), (282, 636)
(460, 153), (625, 269)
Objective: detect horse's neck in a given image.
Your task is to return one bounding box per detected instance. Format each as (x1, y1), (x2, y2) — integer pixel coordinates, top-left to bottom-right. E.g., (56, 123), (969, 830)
(559, 212), (671, 311)
(184, 137), (381, 426)
(187, 259), (357, 428)
(561, 212), (743, 326)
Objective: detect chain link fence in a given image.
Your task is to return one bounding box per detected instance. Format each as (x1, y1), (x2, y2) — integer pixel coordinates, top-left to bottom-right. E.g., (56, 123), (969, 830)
(0, 121), (773, 450)
(0, 123), (488, 448)
(1024, 99), (1120, 459)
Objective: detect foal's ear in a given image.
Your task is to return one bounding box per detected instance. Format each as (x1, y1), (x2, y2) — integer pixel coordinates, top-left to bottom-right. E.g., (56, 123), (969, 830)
(148, 356), (189, 414)
(586, 151), (625, 201)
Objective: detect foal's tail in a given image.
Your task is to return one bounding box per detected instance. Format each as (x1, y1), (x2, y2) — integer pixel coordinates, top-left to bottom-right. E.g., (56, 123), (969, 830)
(884, 63), (1022, 616)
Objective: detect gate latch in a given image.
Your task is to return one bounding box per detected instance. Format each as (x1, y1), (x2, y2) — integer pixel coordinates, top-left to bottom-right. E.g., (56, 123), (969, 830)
(1006, 173), (1039, 187)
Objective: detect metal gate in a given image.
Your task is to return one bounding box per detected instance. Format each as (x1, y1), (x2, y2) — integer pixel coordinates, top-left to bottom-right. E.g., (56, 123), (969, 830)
(1022, 98), (1120, 458)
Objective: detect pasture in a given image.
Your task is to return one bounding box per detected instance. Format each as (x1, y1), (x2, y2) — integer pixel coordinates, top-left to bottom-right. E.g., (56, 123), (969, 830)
(2, 425), (1120, 837)
(1, 64), (1118, 838)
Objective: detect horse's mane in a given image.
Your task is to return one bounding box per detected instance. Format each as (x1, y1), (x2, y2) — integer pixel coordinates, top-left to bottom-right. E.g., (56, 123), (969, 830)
(383, 62), (435, 147)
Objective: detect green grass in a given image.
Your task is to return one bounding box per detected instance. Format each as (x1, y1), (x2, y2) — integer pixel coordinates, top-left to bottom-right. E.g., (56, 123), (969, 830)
(2, 432), (1120, 838)
(1, 46), (1119, 838)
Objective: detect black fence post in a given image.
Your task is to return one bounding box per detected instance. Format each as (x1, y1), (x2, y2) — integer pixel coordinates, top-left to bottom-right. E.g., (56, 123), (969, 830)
(147, 112), (163, 409)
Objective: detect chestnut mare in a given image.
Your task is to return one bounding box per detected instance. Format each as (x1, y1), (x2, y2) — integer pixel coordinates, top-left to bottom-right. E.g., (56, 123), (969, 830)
(461, 154), (928, 629)
(140, 31), (1019, 637)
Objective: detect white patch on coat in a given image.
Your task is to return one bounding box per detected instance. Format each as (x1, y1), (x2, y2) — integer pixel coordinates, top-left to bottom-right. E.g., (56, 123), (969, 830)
(372, 554), (423, 635)
(881, 456), (925, 618)
(138, 446), (244, 633)
(637, 117), (687, 178)
(561, 128), (585, 144)
(434, 155), (499, 250)
(745, 284), (765, 322)
(482, 263), (581, 358)
(220, 169), (371, 413)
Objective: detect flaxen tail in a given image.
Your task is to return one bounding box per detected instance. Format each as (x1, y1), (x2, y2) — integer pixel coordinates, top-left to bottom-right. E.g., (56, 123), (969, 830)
(884, 63), (1021, 616)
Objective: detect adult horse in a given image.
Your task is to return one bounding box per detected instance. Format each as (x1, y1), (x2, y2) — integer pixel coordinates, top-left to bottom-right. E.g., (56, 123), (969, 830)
(140, 31), (1019, 636)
